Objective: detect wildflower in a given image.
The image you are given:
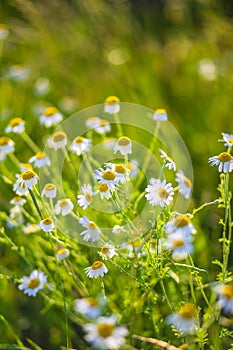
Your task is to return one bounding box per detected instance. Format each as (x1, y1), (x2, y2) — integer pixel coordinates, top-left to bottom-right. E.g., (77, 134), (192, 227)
(9, 206), (23, 223)
(221, 133), (233, 148)
(20, 163), (32, 172)
(39, 106), (63, 127)
(83, 316), (128, 349)
(39, 218), (54, 232)
(145, 178), (174, 207)
(8, 64), (29, 81)
(99, 244), (117, 260)
(18, 270), (47, 297)
(29, 152), (51, 168)
(164, 231), (193, 260)
(10, 196), (26, 206)
(56, 247), (70, 260)
(14, 170), (38, 195)
(48, 131), (67, 150)
(118, 243), (133, 257)
(0, 24), (9, 40)
(153, 108), (168, 121)
(86, 116), (101, 129)
(159, 149), (176, 171)
(94, 167), (118, 190)
(79, 216), (101, 242)
(0, 150), (5, 162)
(164, 213), (196, 236)
(34, 77), (51, 96)
(0, 136), (15, 155)
(98, 183), (112, 199)
(114, 136), (132, 156)
(74, 297), (101, 319)
(208, 152), (233, 173)
(106, 163), (130, 183)
(5, 117), (25, 134)
(95, 119), (111, 134)
(176, 170), (192, 199)
(70, 136), (92, 156)
(128, 159), (139, 178)
(41, 183), (57, 199)
(59, 96), (78, 113)
(23, 223), (40, 234)
(112, 225), (126, 235)
(213, 284), (233, 315)
(85, 261), (108, 278)
(77, 184), (95, 209)
(104, 96), (120, 114)
(166, 303), (197, 335)
(54, 198), (74, 216)
(197, 59), (217, 81)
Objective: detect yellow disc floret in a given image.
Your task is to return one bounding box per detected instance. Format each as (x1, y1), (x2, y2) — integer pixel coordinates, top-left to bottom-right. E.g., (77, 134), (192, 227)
(218, 152), (232, 163)
(91, 261), (103, 270)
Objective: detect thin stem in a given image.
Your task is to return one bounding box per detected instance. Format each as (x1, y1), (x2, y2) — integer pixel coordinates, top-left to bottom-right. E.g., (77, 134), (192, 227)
(21, 131), (40, 153)
(113, 112), (123, 137)
(29, 189), (43, 220)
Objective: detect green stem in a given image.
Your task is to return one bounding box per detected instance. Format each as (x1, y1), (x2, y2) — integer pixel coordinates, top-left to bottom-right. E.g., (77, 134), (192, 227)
(29, 189), (43, 220)
(113, 112), (123, 137)
(21, 131), (40, 153)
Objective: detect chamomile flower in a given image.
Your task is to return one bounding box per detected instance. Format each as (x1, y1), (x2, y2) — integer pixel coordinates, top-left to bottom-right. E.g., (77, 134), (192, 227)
(164, 231), (193, 260)
(106, 163), (130, 183)
(79, 216), (101, 242)
(77, 184), (95, 209)
(39, 106), (63, 127)
(8, 64), (29, 82)
(83, 316), (128, 349)
(86, 117), (101, 128)
(153, 108), (168, 121)
(114, 136), (132, 156)
(20, 163), (32, 172)
(23, 223), (40, 234)
(54, 198), (74, 216)
(48, 131), (67, 150)
(9, 206), (23, 223)
(95, 119), (111, 134)
(176, 170), (192, 199)
(128, 159), (139, 178)
(70, 136), (92, 156)
(221, 133), (233, 148)
(10, 196), (26, 206)
(112, 225), (127, 235)
(41, 183), (57, 199)
(0, 136), (15, 155)
(29, 152), (51, 168)
(213, 284), (233, 315)
(0, 24), (9, 40)
(164, 213), (196, 236)
(145, 178), (174, 207)
(208, 152), (233, 173)
(99, 244), (117, 260)
(5, 117), (25, 134)
(34, 77), (51, 96)
(18, 270), (47, 297)
(74, 297), (101, 319)
(39, 218), (54, 232)
(14, 170), (38, 195)
(104, 96), (120, 114)
(166, 303), (197, 335)
(56, 247), (70, 260)
(94, 167), (118, 190)
(98, 183), (112, 199)
(159, 149), (176, 171)
(85, 261), (108, 278)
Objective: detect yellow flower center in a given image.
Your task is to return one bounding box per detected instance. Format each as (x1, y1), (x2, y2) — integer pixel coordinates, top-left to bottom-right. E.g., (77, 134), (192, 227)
(218, 152), (232, 162)
(91, 261), (103, 270)
(88, 221), (97, 229)
(158, 188), (169, 199)
(87, 298), (98, 307)
(105, 96), (120, 104)
(102, 171), (116, 181)
(0, 24), (7, 31)
(21, 163), (32, 169)
(101, 247), (109, 254)
(35, 152), (47, 160)
(57, 248), (67, 255)
(183, 177), (192, 188)
(179, 303), (195, 320)
(173, 239), (185, 247)
(9, 117), (23, 127)
(99, 183), (109, 192)
(53, 132), (67, 142)
(115, 164), (126, 174)
(45, 183), (56, 191)
(155, 108), (166, 115)
(227, 138), (233, 144)
(100, 119), (109, 126)
(0, 136), (11, 146)
(74, 136), (84, 144)
(59, 199), (69, 207)
(13, 196), (21, 202)
(118, 136), (131, 146)
(222, 285), (233, 299)
(21, 170), (36, 180)
(174, 215), (191, 227)
(43, 218), (53, 225)
(85, 192), (92, 203)
(28, 278), (40, 289)
(44, 106), (58, 116)
(98, 323), (114, 338)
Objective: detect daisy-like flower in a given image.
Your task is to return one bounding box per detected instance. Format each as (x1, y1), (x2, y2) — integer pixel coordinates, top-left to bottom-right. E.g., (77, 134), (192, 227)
(18, 270), (47, 297)
(213, 284), (233, 315)
(221, 133), (233, 148)
(48, 131), (67, 150)
(145, 178), (174, 207)
(106, 163), (130, 183)
(23, 223), (40, 234)
(70, 136), (92, 156)
(0, 136), (15, 155)
(86, 116), (101, 129)
(14, 170), (38, 195)
(85, 261), (108, 278)
(8, 64), (29, 82)
(59, 96), (78, 113)
(9, 206), (22, 222)
(34, 77), (51, 96)
(166, 303), (197, 335)
(176, 170), (192, 199)
(39, 106), (63, 128)
(74, 297), (101, 319)
(83, 316), (128, 349)
(77, 184), (95, 209)
(99, 244), (117, 260)
(5, 117), (25, 134)
(114, 136), (132, 156)
(128, 159), (139, 178)
(164, 213), (196, 236)
(79, 216), (101, 242)
(112, 225), (127, 235)
(0, 24), (9, 40)
(95, 119), (111, 134)
(98, 183), (112, 199)
(10, 196), (26, 206)
(104, 96), (120, 114)
(164, 231), (193, 260)
(20, 163), (32, 172)
(39, 218), (54, 232)
(29, 152), (51, 168)
(208, 152), (233, 173)
(94, 167), (118, 190)
(159, 149), (176, 171)
(54, 198), (74, 216)
(41, 183), (57, 199)
(153, 108), (168, 121)
(56, 246), (70, 260)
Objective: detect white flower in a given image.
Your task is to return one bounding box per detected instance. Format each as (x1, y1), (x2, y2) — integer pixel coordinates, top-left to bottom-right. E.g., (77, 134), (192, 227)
(29, 152), (51, 168)
(9, 206), (22, 221)
(39, 106), (63, 127)
(145, 178), (174, 207)
(159, 149), (176, 171)
(59, 96), (78, 113)
(79, 216), (101, 242)
(54, 198), (74, 216)
(23, 223), (40, 234)
(98, 183), (112, 199)
(104, 96), (120, 114)
(83, 316), (128, 349)
(56, 247), (70, 260)
(85, 261), (108, 278)
(99, 244), (117, 260)
(8, 64), (29, 81)
(114, 136), (132, 156)
(70, 136), (92, 156)
(10, 196), (26, 206)
(94, 167), (118, 190)
(153, 108), (168, 121)
(208, 152), (233, 173)
(112, 225), (127, 235)
(94, 119), (111, 134)
(0, 150), (5, 162)
(106, 163), (130, 183)
(128, 160), (139, 178)
(164, 214), (196, 236)
(39, 218), (54, 232)
(77, 184), (95, 209)
(20, 163), (33, 172)
(18, 270), (47, 297)
(176, 170), (192, 199)
(34, 77), (51, 96)
(164, 231), (193, 260)
(74, 298), (101, 319)
(41, 183), (57, 199)
(213, 284), (233, 315)
(0, 136), (15, 155)
(48, 131), (67, 150)
(166, 303), (197, 335)
(86, 116), (101, 129)
(14, 170), (38, 196)
(5, 117), (25, 134)
(221, 133), (233, 148)
(0, 24), (9, 40)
